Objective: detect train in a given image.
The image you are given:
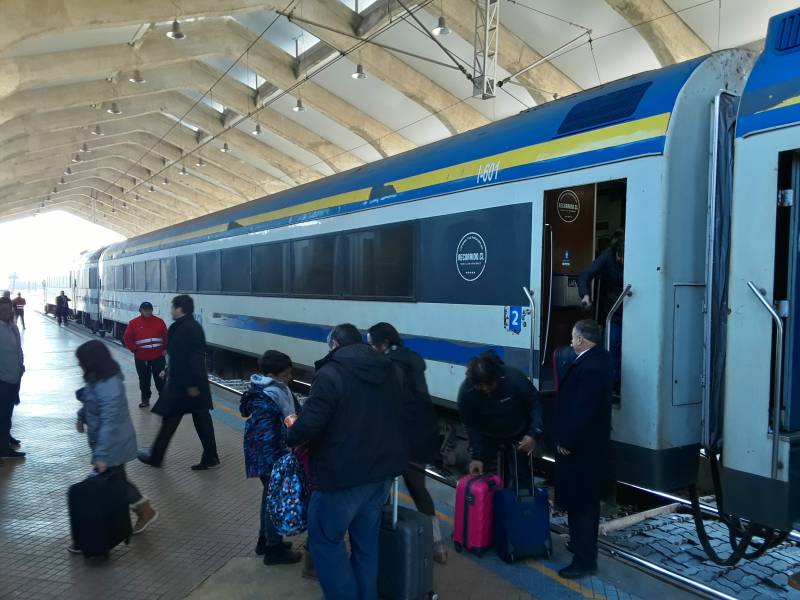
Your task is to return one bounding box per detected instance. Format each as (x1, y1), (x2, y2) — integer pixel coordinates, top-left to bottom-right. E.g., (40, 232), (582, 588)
(46, 7), (800, 562)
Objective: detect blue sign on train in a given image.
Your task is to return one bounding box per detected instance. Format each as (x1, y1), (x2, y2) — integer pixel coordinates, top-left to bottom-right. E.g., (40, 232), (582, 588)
(507, 306), (523, 333)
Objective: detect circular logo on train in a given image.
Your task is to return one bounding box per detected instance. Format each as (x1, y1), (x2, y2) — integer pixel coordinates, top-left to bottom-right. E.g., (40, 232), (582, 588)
(556, 189), (581, 223)
(456, 232), (487, 282)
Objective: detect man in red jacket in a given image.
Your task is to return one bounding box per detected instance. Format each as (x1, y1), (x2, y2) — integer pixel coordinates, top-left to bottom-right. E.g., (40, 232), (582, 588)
(123, 302), (168, 408)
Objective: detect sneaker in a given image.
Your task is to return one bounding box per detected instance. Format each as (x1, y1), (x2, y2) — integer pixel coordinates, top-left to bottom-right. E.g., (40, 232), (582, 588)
(190, 459), (220, 471)
(137, 450), (161, 468)
(9, 437), (20, 448)
(0, 449), (25, 459)
(256, 537), (292, 555)
(67, 545), (81, 555)
(132, 502), (158, 535)
(263, 547), (303, 566)
(138, 400), (150, 408)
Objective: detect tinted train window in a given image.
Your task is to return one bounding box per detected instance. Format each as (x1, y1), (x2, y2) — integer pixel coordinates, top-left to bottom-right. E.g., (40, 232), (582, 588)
(292, 236), (335, 295)
(146, 260), (160, 291)
(177, 255), (196, 292)
(123, 264), (133, 290)
(350, 224), (414, 298)
(134, 262), (147, 291)
(160, 258), (177, 293)
(221, 246), (251, 293)
(252, 243), (285, 294)
(114, 266), (123, 291)
(197, 251), (221, 293)
(89, 267), (98, 290)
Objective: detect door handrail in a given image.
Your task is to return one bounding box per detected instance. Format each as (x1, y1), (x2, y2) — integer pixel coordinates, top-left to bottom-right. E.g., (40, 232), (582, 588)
(523, 286), (535, 380)
(605, 284), (632, 351)
(541, 225), (554, 365)
(746, 281), (784, 479)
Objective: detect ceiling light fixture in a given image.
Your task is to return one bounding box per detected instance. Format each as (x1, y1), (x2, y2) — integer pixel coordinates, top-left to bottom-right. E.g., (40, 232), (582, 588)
(72, 154), (82, 163)
(59, 176), (66, 185)
(135, 194), (140, 202)
(129, 69), (146, 84)
(163, 177), (170, 186)
(351, 64), (368, 80)
(220, 142), (230, 153)
(252, 123), (262, 135)
(166, 19), (186, 40)
(64, 166), (72, 175)
(80, 143), (91, 153)
(195, 157), (205, 167)
(106, 101), (122, 115)
(432, 16), (450, 36)
(91, 124), (104, 136)
(180, 165), (188, 176)
(52, 186), (58, 194)
(122, 201), (128, 209)
(292, 98), (306, 112)
(148, 184), (155, 192)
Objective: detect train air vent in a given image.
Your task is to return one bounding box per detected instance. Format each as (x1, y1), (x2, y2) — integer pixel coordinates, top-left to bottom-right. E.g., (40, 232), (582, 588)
(557, 82), (652, 136)
(775, 12), (800, 51)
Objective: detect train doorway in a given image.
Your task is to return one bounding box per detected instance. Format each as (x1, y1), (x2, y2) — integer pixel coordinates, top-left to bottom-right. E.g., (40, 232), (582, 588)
(539, 179), (627, 391)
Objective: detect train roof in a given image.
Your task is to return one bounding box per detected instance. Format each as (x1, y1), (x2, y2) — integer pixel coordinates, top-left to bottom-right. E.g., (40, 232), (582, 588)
(105, 55), (710, 260)
(737, 7), (800, 138)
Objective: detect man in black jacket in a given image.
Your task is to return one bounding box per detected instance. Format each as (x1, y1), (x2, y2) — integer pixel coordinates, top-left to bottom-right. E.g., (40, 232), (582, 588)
(368, 322), (445, 563)
(139, 295), (219, 471)
(577, 235), (624, 386)
(555, 319), (613, 579)
(55, 291), (71, 326)
(457, 351), (542, 479)
(287, 323), (407, 600)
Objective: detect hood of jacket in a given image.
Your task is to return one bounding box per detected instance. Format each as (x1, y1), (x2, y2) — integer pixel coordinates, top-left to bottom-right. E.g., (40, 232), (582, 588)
(248, 374), (294, 414)
(386, 345), (425, 374)
(318, 343), (393, 386)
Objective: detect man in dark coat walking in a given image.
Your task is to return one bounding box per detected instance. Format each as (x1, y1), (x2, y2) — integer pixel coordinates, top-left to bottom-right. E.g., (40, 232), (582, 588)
(287, 323), (408, 600)
(555, 319), (613, 579)
(138, 295), (219, 471)
(55, 291), (71, 326)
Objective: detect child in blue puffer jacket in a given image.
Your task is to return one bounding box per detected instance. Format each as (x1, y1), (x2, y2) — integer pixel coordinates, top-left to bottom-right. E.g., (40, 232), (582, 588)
(240, 350), (302, 566)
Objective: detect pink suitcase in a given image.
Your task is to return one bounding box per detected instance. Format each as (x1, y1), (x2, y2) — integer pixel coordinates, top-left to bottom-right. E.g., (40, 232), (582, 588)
(452, 474), (502, 556)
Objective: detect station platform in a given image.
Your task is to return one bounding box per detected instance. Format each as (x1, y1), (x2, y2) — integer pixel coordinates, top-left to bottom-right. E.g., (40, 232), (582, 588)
(0, 312), (693, 600)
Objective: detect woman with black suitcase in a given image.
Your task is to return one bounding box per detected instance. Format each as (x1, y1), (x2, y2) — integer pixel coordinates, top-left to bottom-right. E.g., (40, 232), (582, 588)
(69, 341), (158, 554)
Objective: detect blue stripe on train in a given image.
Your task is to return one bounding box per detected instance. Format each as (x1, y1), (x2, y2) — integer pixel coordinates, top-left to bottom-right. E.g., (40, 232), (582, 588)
(210, 313), (507, 366)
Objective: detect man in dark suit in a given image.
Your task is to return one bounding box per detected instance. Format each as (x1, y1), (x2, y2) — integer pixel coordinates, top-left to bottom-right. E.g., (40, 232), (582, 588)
(555, 319), (613, 579)
(138, 295), (219, 471)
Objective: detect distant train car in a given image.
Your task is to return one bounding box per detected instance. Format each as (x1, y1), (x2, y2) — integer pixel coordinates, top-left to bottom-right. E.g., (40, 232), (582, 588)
(72, 247), (104, 331)
(95, 47), (755, 492)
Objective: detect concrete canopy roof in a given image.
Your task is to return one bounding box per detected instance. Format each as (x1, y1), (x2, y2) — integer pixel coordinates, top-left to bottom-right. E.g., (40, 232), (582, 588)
(0, 0), (793, 235)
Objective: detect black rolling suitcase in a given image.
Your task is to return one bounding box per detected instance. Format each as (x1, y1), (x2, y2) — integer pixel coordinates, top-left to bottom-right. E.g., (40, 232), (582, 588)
(378, 478), (438, 600)
(68, 470), (132, 559)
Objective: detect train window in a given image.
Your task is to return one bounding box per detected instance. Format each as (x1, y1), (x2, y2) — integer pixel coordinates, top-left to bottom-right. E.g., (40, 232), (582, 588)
(177, 254), (196, 292)
(221, 246), (251, 293)
(197, 251), (222, 293)
(114, 265), (124, 291)
(146, 260), (160, 292)
(160, 258), (177, 293)
(349, 224), (414, 298)
(252, 243), (286, 294)
(134, 262), (147, 291)
(291, 236), (335, 295)
(123, 264), (133, 290)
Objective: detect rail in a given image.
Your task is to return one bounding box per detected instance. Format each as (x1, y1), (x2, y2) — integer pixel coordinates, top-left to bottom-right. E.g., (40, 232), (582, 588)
(746, 281), (785, 479)
(605, 284), (632, 351)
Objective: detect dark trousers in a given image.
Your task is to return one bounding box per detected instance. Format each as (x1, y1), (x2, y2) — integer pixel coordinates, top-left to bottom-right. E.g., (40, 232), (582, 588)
(56, 308), (69, 325)
(259, 476), (284, 546)
(567, 501), (601, 569)
(149, 410), (218, 466)
(402, 466), (435, 517)
(0, 380), (20, 452)
(14, 310), (25, 329)
(134, 357), (166, 402)
(308, 479), (392, 600)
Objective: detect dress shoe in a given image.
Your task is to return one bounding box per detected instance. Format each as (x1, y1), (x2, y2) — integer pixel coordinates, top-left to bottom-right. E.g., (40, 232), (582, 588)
(256, 536), (292, 555)
(0, 449), (25, 459)
(138, 400), (150, 408)
(190, 459), (220, 471)
(137, 450), (161, 468)
(790, 571), (800, 591)
(558, 562), (597, 579)
(9, 436), (20, 448)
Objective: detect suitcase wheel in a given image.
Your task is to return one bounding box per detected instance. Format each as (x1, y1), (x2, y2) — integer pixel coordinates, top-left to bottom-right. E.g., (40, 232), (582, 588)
(453, 542), (463, 553)
(472, 548), (484, 558)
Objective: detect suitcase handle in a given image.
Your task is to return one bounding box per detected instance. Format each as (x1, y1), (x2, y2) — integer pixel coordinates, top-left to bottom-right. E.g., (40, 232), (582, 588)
(390, 477), (400, 530)
(510, 448), (536, 498)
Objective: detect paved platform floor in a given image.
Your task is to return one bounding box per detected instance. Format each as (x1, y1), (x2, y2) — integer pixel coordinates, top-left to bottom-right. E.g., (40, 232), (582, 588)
(1, 313), (692, 600)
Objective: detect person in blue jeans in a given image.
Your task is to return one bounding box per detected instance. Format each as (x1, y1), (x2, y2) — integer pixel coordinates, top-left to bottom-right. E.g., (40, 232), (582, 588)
(287, 324), (408, 600)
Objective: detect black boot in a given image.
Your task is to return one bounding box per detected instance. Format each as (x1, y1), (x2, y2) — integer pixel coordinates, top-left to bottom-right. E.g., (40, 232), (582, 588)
(263, 546), (302, 566)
